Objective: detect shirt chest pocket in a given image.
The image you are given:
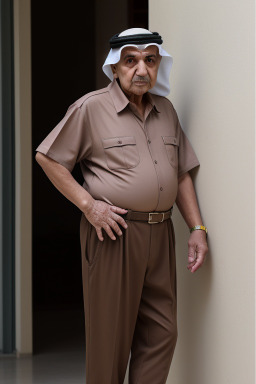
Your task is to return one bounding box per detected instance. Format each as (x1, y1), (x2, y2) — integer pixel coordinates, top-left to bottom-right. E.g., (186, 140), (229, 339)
(162, 136), (179, 169)
(102, 136), (140, 170)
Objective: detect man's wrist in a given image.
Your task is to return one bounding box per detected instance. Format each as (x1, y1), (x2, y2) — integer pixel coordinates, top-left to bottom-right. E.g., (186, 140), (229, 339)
(81, 195), (94, 214)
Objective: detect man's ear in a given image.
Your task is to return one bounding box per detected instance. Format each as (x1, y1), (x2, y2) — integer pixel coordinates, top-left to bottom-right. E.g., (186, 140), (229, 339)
(111, 64), (118, 79)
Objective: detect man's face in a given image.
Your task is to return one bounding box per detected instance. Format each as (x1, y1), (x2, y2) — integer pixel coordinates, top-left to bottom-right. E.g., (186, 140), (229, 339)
(111, 45), (161, 97)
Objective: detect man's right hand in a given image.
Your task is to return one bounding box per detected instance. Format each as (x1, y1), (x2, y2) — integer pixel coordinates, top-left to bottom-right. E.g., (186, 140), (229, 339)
(83, 199), (128, 241)
(35, 153), (128, 241)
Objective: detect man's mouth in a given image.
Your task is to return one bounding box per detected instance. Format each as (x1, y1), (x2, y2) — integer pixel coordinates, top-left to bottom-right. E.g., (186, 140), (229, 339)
(133, 81), (148, 85)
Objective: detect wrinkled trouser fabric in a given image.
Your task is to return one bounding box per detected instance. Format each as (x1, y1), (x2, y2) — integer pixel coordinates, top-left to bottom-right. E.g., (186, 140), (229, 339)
(80, 213), (178, 384)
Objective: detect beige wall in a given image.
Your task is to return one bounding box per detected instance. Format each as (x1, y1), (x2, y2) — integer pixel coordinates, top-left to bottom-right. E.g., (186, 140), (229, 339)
(149, 1), (255, 383)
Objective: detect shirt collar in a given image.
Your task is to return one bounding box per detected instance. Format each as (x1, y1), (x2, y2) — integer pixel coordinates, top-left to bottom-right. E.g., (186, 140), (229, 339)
(108, 78), (160, 114)
(146, 92), (161, 114)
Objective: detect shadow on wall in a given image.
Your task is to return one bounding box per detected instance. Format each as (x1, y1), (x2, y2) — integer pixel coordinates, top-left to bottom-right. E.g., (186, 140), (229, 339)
(173, 166), (213, 383)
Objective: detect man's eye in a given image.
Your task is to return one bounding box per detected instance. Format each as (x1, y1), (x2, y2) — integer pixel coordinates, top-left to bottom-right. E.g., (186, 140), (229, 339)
(147, 58), (154, 63)
(127, 58), (134, 64)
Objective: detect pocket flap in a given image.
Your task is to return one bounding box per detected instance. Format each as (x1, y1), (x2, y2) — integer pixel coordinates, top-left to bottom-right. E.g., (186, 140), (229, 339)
(102, 136), (136, 149)
(162, 136), (179, 146)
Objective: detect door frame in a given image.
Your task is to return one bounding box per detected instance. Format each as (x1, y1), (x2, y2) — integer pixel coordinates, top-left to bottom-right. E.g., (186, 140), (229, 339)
(13, 0), (32, 355)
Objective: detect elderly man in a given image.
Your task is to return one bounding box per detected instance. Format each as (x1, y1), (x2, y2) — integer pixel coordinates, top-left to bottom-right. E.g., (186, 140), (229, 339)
(36, 28), (208, 384)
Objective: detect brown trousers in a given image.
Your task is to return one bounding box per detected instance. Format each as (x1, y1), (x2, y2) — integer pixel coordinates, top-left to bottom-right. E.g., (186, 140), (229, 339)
(80, 212), (178, 384)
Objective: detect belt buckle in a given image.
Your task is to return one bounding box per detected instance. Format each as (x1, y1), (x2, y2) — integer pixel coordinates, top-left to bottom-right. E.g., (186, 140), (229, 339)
(148, 212), (164, 224)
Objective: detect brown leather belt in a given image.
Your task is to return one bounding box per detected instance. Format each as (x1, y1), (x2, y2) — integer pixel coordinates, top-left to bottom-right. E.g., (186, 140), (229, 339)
(122, 207), (173, 224)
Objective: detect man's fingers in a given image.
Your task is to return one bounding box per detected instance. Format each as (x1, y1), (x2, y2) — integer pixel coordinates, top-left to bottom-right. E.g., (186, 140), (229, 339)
(191, 261), (202, 273)
(108, 218), (123, 236)
(111, 213), (128, 229)
(110, 205), (128, 214)
(103, 223), (116, 240)
(190, 252), (205, 273)
(187, 254), (197, 271)
(188, 247), (196, 263)
(96, 227), (104, 242)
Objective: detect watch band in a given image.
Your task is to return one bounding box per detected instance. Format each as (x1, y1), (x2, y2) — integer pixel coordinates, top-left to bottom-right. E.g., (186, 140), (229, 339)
(190, 225), (208, 238)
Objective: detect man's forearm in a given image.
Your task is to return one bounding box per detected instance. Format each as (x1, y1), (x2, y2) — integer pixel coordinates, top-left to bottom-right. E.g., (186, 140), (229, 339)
(36, 152), (128, 241)
(35, 152), (94, 213)
(175, 172), (203, 228)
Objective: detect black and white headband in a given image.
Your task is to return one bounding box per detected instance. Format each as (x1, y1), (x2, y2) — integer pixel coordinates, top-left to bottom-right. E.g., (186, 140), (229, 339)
(109, 31), (163, 49)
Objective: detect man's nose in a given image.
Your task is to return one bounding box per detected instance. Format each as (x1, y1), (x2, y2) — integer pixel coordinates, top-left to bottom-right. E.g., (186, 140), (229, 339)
(135, 61), (147, 76)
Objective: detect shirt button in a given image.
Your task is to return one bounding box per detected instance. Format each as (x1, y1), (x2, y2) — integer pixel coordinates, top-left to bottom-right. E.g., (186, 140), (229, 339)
(160, 187), (163, 191)
(154, 160), (158, 164)
(148, 139), (151, 144)
(117, 140), (122, 144)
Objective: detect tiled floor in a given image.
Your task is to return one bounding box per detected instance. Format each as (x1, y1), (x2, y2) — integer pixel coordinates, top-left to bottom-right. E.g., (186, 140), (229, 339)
(0, 309), (86, 384)
(0, 308), (131, 384)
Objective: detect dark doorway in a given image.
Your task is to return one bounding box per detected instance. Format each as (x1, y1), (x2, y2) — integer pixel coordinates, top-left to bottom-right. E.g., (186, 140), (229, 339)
(32, 0), (148, 362)
(31, 0), (95, 355)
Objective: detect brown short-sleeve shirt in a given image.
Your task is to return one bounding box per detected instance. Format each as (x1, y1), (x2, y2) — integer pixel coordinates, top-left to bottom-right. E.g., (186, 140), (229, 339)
(36, 78), (199, 212)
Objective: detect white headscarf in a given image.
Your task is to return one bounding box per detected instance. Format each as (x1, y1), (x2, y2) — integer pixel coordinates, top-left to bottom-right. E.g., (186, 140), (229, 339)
(102, 28), (173, 97)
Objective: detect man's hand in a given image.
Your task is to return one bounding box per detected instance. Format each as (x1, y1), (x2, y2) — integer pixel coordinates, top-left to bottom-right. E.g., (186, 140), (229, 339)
(35, 153), (128, 242)
(175, 172), (208, 273)
(83, 199), (128, 241)
(187, 230), (208, 273)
